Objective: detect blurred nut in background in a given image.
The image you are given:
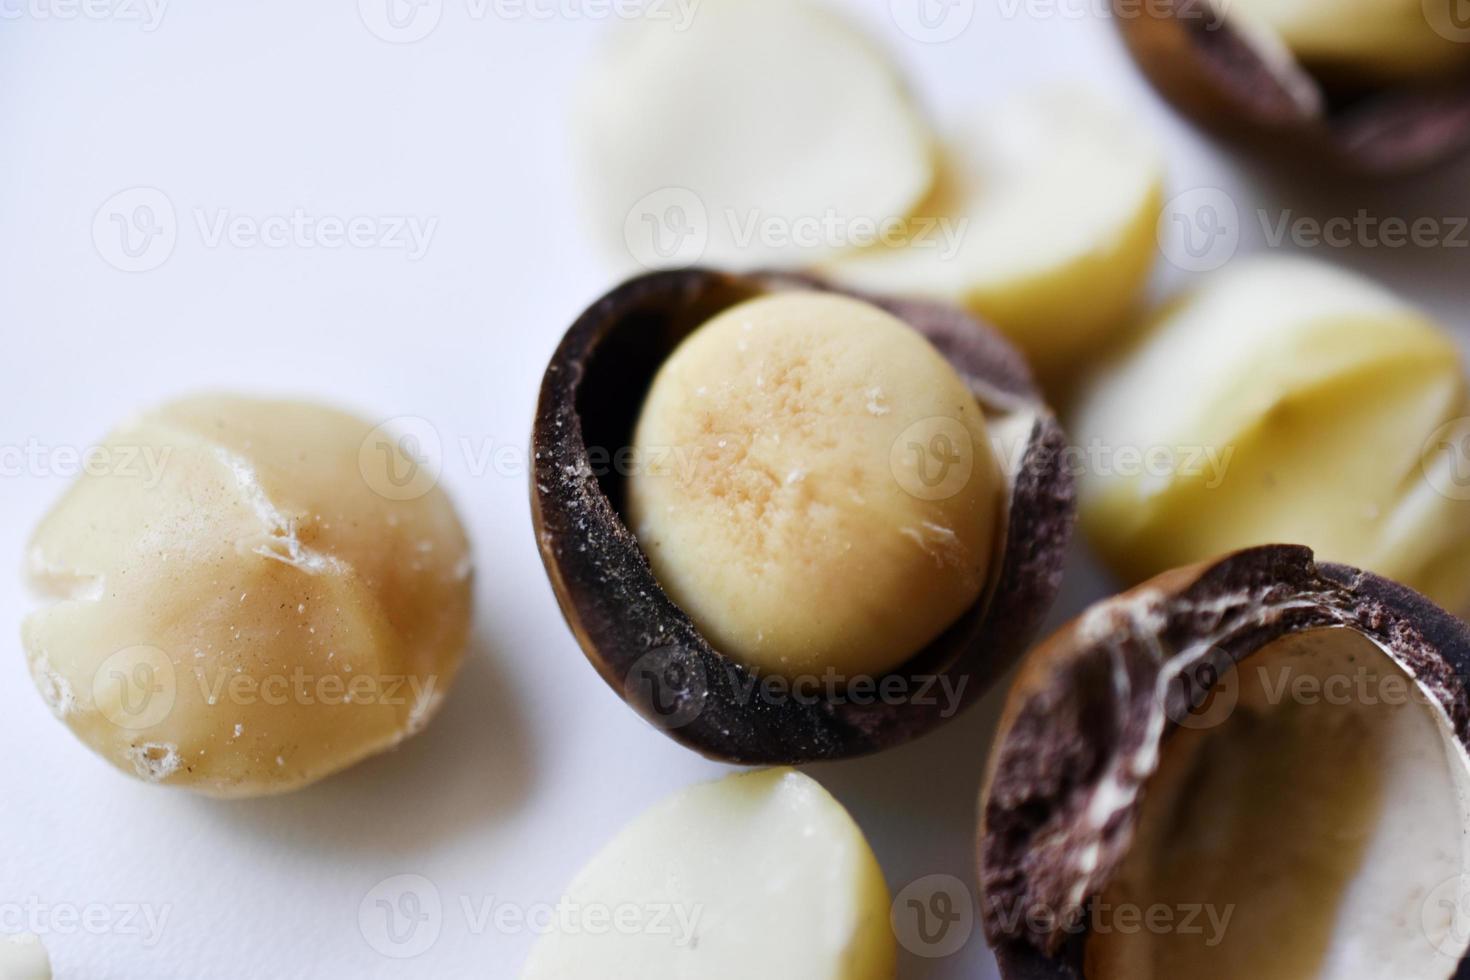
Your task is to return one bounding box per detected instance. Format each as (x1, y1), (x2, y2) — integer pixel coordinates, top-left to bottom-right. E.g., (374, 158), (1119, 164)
(22, 396), (474, 798)
(576, 0), (1167, 395)
(1072, 256), (1470, 612)
(574, 0), (935, 270)
(825, 86), (1165, 388)
(1114, 0), (1470, 174)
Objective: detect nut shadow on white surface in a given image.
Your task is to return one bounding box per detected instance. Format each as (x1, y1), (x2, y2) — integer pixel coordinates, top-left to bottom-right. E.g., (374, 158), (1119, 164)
(196, 628), (534, 857)
(805, 682), (1010, 980)
(803, 544), (1111, 980)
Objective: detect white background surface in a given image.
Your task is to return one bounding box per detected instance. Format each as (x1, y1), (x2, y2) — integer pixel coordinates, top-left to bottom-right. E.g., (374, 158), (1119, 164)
(2, 1), (1468, 977)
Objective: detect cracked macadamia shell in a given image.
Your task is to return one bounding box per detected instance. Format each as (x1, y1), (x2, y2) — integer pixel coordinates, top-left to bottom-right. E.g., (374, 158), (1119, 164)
(979, 545), (1470, 979)
(22, 396), (474, 798)
(531, 269), (1075, 764)
(1114, 0), (1470, 174)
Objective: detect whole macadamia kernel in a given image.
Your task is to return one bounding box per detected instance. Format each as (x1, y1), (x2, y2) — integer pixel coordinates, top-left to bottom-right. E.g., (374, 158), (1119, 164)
(627, 291), (1003, 681)
(22, 395), (473, 798)
(1073, 257), (1470, 611)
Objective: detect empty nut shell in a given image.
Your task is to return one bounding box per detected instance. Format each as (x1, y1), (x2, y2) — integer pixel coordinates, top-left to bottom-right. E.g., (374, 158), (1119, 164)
(1115, 0), (1470, 174)
(979, 544), (1470, 978)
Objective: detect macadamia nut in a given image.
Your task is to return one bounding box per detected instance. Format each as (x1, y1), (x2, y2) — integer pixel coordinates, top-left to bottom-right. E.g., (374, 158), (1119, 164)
(627, 291), (1002, 680)
(22, 396), (473, 797)
(0, 935), (50, 980)
(521, 768), (896, 980)
(575, 0), (934, 269)
(826, 86), (1164, 385)
(1073, 257), (1470, 610)
(1230, 0), (1470, 84)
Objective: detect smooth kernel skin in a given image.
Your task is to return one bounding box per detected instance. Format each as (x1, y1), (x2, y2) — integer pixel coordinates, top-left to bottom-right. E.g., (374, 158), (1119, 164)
(1074, 258), (1470, 611)
(22, 396), (473, 798)
(521, 769), (897, 980)
(628, 292), (1002, 681)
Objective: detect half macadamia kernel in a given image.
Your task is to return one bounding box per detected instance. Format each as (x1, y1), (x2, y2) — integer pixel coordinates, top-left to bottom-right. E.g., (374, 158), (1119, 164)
(1114, 0), (1470, 174)
(520, 768), (895, 980)
(531, 269), (1075, 764)
(1073, 256), (1470, 613)
(979, 545), (1470, 979)
(575, 0), (935, 270)
(22, 396), (474, 798)
(824, 85), (1165, 387)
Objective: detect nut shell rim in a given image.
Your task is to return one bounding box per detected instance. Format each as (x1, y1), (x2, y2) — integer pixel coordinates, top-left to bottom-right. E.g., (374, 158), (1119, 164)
(530, 267), (1076, 764)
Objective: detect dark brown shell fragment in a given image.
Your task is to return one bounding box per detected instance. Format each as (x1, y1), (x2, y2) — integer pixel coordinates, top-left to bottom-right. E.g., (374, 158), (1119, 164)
(530, 268), (1075, 764)
(978, 544), (1470, 977)
(1114, 0), (1470, 175)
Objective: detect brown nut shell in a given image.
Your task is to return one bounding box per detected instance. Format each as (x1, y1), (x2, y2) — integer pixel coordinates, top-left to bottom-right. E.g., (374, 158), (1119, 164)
(1115, 0), (1470, 175)
(531, 269), (1075, 764)
(978, 544), (1470, 977)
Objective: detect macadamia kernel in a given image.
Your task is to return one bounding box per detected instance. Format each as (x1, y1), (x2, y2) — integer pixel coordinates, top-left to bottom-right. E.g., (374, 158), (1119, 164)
(522, 769), (896, 980)
(1074, 257), (1470, 610)
(22, 396), (473, 798)
(0, 935), (50, 980)
(1230, 0), (1470, 84)
(628, 291), (1002, 680)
